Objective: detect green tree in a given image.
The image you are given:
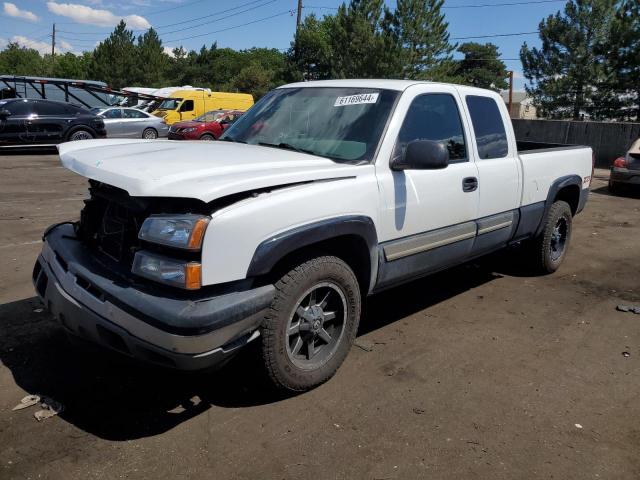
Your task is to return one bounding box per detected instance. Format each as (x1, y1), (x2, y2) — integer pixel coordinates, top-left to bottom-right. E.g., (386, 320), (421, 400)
(328, 0), (399, 78)
(231, 61), (274, 99)
(90, 20), (139, 88)
(520, 0), (618, 120)
(288, 14), (333, 80)
(50, 52), (91, 79)
(607, 0), (640, 120)
(136, 28), (168, 87)
(454, 42), (508, 91)
(0, 43), (45, 76)
(391, 0), (455, 79)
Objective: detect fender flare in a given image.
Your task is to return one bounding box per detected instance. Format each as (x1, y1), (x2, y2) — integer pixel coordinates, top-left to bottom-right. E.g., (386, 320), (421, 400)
(535, 174), (582, 236)
(246, 215), (379, 293)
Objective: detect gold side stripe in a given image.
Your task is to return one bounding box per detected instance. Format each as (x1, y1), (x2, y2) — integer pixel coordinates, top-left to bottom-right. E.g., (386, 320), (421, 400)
(384, 222), (477, 261)
(477, 220), (513, 235)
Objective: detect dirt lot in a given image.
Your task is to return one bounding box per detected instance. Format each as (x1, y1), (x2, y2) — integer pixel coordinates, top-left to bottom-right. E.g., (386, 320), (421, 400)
(0, 153), (639, 480)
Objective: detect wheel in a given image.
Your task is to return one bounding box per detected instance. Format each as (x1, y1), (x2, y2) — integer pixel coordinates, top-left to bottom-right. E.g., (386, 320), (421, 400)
(199, 133), (215, 141)
(261, 255), (361, 391)
(608, 180), (623, 195)
(532, 200), (572, 273)
(68, 129), (94, 141)
(142, 128), (158, 139)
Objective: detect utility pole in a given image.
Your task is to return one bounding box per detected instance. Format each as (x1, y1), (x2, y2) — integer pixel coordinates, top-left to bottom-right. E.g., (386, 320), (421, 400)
(296, 0), (303, 33)
(294, 0), (302, 58)
(51, 23), (56, 57)
(507, 70), (514, 118)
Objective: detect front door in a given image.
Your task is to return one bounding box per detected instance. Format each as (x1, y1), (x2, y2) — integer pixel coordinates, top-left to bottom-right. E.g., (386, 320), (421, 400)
(374, 85), (480, 288)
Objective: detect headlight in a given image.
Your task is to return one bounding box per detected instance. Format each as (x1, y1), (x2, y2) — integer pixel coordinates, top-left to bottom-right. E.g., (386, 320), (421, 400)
(132, 251), (201, 290)
(182, 127), (196, 133)
(138, 214), (210, 250)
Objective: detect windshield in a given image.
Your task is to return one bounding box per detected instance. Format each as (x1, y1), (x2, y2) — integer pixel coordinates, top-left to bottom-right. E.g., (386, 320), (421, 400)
(157, 98), (181, 110)
(195, 110), (225, 122)
(221, 87), (399, 163)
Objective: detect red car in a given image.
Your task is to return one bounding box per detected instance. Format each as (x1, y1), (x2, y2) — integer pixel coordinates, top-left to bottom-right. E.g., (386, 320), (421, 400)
(168, 109), (244, 141)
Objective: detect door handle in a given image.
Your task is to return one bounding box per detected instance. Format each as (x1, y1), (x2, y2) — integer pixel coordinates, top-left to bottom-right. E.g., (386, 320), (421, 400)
(462, 177), (478, 192)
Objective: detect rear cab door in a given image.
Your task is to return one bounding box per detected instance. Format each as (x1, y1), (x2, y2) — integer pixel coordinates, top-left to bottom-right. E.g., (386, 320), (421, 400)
(373, 83), (480, 288)
(458, 88), (523, 255)
(100, 108), (124, 137)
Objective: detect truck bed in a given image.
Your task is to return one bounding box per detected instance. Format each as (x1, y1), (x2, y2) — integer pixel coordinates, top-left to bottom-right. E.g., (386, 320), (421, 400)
(517, 140), (589, 154)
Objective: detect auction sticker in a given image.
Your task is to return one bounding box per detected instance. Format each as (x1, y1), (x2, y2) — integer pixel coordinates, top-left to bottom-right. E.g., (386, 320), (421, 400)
(334, 93), (379, 107)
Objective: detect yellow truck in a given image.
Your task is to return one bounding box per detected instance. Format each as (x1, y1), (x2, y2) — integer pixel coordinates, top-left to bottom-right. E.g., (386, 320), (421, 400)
(152, 90), (254, 124)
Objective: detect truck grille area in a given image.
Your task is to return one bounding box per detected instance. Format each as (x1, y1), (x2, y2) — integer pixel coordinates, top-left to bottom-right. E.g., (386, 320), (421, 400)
(77, 180), (209, 268)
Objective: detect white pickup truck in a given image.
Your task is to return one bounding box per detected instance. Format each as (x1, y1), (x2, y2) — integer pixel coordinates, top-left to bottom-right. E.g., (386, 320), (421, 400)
(34, 80), (593, 391)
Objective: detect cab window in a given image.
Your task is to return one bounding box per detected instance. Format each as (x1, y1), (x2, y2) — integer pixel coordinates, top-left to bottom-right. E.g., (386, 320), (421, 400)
(465, 95), (509, 159)
(394, 94), (467, 162)
(123, 109), (147, 118)
(5, 100), (32, 116)
(180, 100), (194, 112)
(102, 109), (122, 118)
(33, 101), (66, 116)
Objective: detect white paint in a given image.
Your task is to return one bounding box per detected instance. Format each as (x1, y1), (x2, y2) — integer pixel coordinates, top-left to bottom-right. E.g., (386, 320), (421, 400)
(56, 80), (593, 287)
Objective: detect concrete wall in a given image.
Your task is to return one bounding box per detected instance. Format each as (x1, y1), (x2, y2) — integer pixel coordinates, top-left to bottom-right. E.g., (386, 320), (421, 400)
(512, 119), (640, 167)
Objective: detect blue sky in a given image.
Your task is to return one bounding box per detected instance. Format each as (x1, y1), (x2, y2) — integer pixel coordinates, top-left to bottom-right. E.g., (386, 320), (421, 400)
(1, 0), (567, 89)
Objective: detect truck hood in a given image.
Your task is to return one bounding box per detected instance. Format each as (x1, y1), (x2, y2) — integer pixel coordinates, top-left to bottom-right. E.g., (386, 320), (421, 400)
(57, 139), (363, 203)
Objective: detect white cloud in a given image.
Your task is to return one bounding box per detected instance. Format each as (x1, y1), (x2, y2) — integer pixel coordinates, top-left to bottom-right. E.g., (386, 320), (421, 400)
(3, 2), (39, 22)
(46, 1), (150, 29)
(163, 46), (175, 58)
(7, 35), (72, 54)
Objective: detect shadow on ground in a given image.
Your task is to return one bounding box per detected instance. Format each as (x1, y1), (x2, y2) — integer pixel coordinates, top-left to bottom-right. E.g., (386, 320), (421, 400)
(591, 184), (640, 199)
(0, 262), (501, 441)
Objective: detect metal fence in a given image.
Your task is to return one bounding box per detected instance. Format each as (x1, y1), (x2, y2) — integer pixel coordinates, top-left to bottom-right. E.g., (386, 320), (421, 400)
(512, 119), (640, 168)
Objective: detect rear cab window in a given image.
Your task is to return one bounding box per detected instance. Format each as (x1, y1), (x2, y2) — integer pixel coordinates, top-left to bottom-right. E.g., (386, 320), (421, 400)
(465, 95), (509, 159)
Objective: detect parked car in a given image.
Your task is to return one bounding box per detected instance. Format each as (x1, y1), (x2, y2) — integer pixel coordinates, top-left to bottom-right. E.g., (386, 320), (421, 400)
(92, 107), (169, 139)
(168, 109), (244, 140)
(151, 90), (253, 124)
(35, 80), (593, 392)
(609, 138), (640, 193)
(0, 98), (106, 145)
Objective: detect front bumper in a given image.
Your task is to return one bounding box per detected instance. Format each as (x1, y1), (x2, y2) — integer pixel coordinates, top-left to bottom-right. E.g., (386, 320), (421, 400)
(168, 131), (197, 140)
(610, 167), (640, 185)
(33, 224), (274, 370)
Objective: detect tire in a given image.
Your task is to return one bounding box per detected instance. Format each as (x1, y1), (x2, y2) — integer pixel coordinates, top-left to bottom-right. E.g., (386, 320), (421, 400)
(608, 180), (623, 195)
(199, 133), (215, 141)
(142, 128), (158, 139)
(532, 200), (573, 274)
(261, 255), (361, 392)
(67, 128), (94, 141)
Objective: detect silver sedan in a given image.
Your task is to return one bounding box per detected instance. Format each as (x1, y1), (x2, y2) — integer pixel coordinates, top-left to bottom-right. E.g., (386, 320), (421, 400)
(92, 107), (169, 139)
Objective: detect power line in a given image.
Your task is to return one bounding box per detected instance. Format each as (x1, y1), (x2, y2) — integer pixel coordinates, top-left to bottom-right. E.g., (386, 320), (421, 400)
(443, 0), (563, 8)
(452, 31), (539, 40)
(159, 0), (278, 36)
(163, 10), (295, 44)
(305, 0), (564, 10)
(56, 0), (279, 35)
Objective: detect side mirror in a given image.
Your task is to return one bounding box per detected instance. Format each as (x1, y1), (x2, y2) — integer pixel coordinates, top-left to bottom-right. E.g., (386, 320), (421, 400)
(392, 140), (449, 170)
(0, 109), (11, 118)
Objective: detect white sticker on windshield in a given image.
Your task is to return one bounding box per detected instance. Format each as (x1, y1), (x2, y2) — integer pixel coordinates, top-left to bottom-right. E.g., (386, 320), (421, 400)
(334, 93), (379, 107)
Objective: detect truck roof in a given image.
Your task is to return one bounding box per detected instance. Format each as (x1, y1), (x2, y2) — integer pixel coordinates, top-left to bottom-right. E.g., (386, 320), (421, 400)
(279, 79), (502, 97)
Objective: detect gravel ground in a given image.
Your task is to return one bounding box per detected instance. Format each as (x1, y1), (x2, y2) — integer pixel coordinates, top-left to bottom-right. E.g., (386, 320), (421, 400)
(0, 153), (639, 480)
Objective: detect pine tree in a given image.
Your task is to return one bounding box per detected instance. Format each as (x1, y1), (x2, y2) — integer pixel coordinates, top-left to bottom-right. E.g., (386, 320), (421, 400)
(455, 42), (508, 91)
(520, 0), (618, 120)
(328, 0), (400, 78)
(136, 28), (168, 87)
(608, 0), (640, 120)
(90, 21), (139, 89)
(391, 0), (455, 79)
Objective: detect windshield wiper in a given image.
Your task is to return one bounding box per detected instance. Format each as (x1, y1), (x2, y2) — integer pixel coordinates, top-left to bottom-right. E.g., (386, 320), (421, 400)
(257, 142), (316, 156)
